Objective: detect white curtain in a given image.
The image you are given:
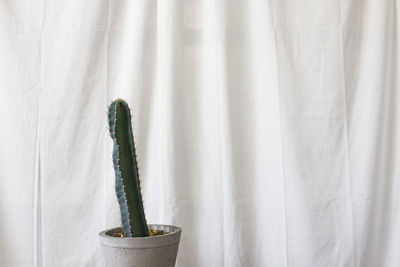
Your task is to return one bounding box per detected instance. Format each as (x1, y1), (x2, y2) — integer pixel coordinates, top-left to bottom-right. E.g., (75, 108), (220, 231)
(0, 1), (399, 266)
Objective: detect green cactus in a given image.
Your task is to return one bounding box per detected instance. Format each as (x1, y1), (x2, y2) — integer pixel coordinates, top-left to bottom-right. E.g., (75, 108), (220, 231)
(108, 99), (149, 237)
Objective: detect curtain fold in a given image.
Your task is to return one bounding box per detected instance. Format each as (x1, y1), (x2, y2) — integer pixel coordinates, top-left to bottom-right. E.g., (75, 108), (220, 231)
(0, 1), (399, 266)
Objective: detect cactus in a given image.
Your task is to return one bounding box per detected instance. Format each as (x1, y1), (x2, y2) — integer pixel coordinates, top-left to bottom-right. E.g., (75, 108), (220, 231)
(108, 99), (149, 237)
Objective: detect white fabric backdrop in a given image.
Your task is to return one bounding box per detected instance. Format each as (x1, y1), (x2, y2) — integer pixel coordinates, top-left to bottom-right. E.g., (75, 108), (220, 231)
(0, 0), (399, 266)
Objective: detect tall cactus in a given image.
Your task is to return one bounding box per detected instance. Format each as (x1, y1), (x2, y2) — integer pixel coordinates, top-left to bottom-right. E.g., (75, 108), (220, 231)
(108, 99), (149, 237)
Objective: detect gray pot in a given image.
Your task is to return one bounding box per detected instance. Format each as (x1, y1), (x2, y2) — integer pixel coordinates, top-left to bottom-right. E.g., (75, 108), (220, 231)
(99, 224), (182, 267)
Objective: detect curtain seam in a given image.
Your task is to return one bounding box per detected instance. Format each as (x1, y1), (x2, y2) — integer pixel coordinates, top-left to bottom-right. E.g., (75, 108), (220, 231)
(273, 37), (290, 267)
(212, 1), (227, 265)
(156, 0), (168, 224)
(104, 0), (111, 232)
(266, 2), (289, 266)
(33, 0), (46, 266)
(339, 1), (357, 266)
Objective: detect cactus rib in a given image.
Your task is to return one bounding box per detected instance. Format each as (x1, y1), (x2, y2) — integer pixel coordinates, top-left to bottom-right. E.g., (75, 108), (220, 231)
(108, 99), (149, 237)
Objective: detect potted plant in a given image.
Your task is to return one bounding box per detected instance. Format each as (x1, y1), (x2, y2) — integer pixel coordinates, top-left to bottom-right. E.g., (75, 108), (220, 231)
(99, 99), (182, 267)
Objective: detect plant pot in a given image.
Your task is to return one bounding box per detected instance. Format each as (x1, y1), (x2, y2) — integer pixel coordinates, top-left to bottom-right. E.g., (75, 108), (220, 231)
(99, 224), (182, 267)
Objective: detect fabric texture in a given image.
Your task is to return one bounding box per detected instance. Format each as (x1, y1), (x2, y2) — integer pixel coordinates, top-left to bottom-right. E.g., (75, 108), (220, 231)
(0, 0), (399, 266)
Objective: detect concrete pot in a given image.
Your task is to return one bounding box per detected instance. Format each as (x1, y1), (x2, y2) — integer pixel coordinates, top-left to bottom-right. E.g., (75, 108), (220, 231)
(99, 224), (181, 267)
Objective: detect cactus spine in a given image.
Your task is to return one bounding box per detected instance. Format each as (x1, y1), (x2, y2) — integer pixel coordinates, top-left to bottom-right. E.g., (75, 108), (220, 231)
(108, 99), (149, 237)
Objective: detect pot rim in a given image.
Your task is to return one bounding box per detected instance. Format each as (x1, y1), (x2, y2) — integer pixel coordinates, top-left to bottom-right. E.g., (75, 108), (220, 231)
(99, 224), (182, 249)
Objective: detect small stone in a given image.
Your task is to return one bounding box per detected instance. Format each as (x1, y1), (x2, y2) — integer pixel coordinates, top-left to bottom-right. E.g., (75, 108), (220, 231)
(111, 232), (124, 238)
(149, 229), (165, 236)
